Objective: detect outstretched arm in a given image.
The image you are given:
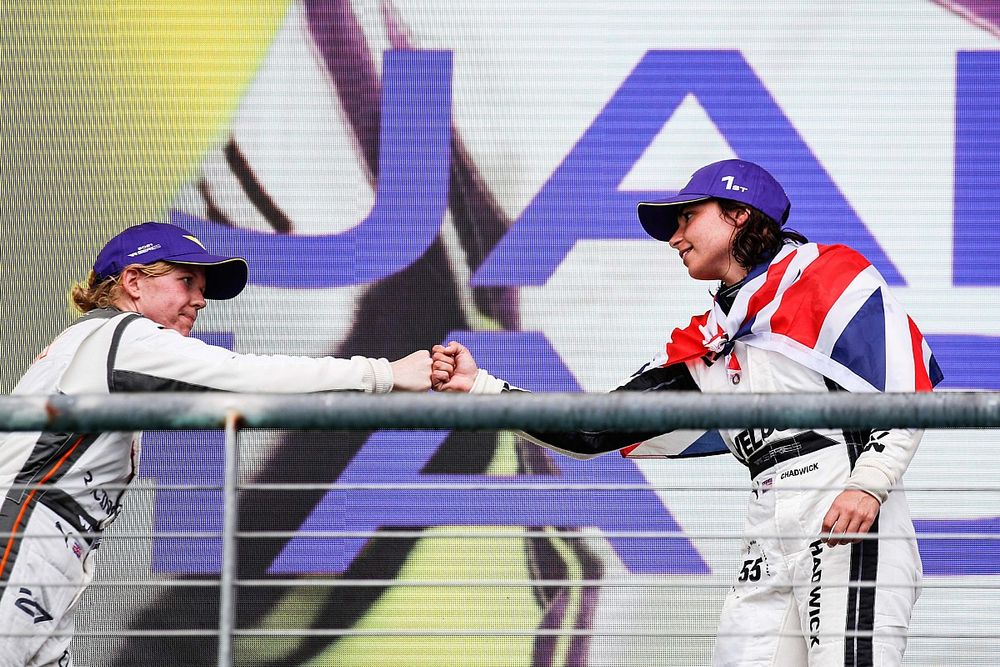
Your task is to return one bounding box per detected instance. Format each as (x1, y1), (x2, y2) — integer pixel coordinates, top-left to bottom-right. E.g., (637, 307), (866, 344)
(518, 363), (701, 458)
(59, 314), (420, 395)
(431, 340), (701, 459)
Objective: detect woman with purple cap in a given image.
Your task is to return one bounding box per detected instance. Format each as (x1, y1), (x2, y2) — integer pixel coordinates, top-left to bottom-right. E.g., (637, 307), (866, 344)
(0, 221), (432, 666)
(431, 160), (941, 665)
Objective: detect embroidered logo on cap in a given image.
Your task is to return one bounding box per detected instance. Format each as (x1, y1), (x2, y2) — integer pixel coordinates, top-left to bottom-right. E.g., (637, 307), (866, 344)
(127, 243), (162, 257)
(720, 175), (748, 193)
(184, 235), (207, 249)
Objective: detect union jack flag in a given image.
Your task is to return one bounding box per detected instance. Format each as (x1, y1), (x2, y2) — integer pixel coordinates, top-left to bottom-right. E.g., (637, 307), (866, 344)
(622, 243), (943, 459)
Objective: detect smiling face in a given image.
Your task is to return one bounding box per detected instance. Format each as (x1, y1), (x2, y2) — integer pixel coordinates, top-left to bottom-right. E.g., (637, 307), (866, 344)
(669, 200), (749, 284)
(116, 263), (208, 336)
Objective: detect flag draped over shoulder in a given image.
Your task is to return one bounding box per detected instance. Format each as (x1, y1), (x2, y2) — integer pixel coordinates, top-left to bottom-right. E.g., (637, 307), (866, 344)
(621, 242), (943, 459)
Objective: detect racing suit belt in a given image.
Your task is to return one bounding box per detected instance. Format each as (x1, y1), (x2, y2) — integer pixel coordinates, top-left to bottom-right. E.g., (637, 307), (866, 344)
(745, 431), (841, 479)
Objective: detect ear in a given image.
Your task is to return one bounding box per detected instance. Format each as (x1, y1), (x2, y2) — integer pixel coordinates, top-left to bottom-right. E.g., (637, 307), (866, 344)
(118, 266), (144, 300)
(733, 207), (751, 227)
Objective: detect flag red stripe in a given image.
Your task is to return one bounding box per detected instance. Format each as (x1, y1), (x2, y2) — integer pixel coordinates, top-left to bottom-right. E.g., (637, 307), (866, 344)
(741, 248), (797, 327)
(619, 443), (641, 457)
(662, 312), (711, 364)
(768, 245), (870, 348)
(909, 316), (933, 392)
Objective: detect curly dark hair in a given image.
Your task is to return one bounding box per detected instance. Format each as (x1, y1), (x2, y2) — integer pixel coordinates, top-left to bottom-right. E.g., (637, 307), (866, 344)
(717, 198), (808, 271)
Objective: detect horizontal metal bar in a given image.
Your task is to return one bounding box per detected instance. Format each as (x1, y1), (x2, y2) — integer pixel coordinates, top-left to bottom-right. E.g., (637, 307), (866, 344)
(2, 391), (998, 432)
(238, 629), (981, 639)
(235, 482), (1000, 492)
(229, 579), (992, 590)
(3, 629), (990, 639)
(6, 483), (223, 492)
(230, 530), (1000, 540)
(11, 580), (221, 588)
(0, 578), (945, 590)
(7, 530), (996, 541)
(10, 481), (1000, 493)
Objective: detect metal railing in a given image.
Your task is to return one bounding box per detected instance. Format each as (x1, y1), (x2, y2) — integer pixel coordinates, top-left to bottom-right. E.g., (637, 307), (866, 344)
(2, 390), (999, 666)
(3, 390), (1000, 432)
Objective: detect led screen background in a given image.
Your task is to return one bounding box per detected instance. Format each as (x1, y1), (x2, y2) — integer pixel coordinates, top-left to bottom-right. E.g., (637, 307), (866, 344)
(4, 1), (1000, 665)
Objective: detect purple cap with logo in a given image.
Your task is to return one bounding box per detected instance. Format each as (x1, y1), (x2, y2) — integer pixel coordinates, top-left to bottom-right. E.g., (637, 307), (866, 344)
(93, 222), (248, 300)
(636, 159), (791, 241)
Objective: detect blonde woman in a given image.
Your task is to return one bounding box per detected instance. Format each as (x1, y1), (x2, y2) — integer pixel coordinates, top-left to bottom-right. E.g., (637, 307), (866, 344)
(0, 221), (431, 666)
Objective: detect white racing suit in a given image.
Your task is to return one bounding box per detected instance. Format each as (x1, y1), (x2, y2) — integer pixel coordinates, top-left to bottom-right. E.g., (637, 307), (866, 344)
(471, 338), (922, 667)
(0, 308), (394, 666)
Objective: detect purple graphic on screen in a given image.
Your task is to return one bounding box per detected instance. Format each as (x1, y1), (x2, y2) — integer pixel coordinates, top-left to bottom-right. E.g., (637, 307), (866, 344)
(172, 49), (452, 288)
(472, 50), (904, 287)
(269, 331), (711, 575)
(142, 47), (1000, 578)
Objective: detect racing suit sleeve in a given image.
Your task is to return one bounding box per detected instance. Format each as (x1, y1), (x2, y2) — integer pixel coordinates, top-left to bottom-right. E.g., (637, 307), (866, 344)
(823, 379), (922, 503)
(468, 363), (700, 460)
(60, 314), (394, 394)
(845, 428), (923, 504)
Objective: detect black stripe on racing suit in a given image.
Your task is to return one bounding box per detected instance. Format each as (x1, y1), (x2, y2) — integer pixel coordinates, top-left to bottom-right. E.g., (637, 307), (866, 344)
(514, 363), (699, 458)
(0, 432), (102, 582)
(833, 376), (879, 666)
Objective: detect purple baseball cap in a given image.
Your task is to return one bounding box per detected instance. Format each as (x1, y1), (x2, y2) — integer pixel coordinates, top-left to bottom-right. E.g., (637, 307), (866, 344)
(93, 222), (248, 299)
(637, 159), (791, 241)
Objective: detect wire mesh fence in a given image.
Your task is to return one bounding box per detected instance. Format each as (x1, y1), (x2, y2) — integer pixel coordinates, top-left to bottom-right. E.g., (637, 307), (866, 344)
(1, 392), (999, 666)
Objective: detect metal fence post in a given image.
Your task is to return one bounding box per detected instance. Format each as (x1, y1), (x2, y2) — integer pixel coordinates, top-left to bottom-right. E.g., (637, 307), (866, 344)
(217, 410), (241, 666)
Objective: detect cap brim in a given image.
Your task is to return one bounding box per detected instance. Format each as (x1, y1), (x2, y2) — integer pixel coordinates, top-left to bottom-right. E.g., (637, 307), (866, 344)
(636, 195), (710, 241)
(170, 254), (249, 300)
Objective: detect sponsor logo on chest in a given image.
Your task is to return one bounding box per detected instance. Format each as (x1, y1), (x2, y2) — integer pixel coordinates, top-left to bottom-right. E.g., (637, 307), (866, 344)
(733, 427), (775, 461)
